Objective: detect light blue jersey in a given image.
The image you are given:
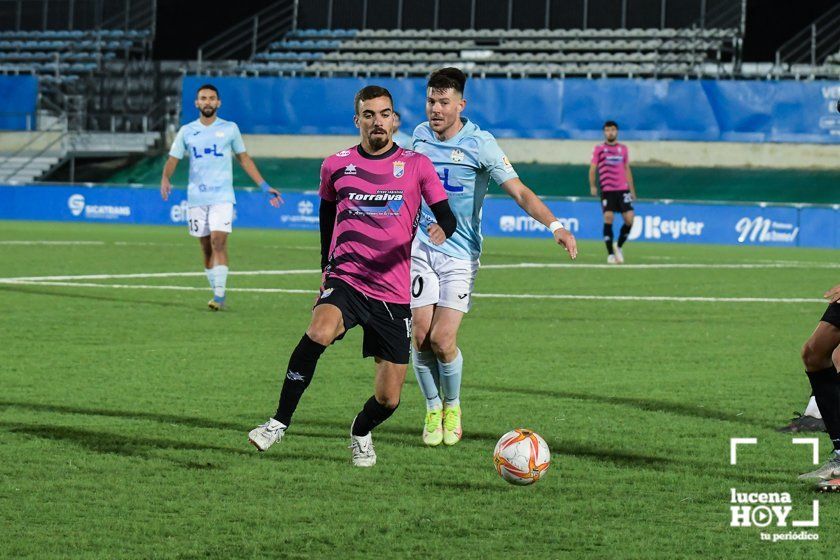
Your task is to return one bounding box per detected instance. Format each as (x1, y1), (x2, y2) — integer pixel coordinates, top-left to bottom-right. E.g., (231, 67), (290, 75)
(393, 130), (413, 149)
(412, 117), (518, 260)
(169, 117), (246, 207)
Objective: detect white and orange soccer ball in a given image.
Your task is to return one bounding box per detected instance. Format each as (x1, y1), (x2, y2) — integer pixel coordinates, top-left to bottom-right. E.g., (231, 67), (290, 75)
(493, 429), (551, 485)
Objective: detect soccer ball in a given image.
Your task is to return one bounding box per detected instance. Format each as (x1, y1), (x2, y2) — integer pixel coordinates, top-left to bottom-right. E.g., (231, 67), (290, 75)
(493, 428), (551, 485)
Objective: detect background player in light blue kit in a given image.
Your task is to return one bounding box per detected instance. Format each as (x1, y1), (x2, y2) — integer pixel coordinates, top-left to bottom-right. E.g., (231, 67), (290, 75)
(410, 68), (578, 446)
(160, 84), (282, 310)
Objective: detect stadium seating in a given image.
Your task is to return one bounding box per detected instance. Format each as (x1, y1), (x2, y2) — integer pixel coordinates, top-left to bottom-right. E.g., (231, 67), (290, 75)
(239, 27), (739, 78)
(0, 29), (148, 83)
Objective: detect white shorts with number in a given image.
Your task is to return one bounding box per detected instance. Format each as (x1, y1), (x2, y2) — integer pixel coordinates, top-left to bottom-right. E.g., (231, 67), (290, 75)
(187, 203), (234, 237)
(410, 237), (480, 313)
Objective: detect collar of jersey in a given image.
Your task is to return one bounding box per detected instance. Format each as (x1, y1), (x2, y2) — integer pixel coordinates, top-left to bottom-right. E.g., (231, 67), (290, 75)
(193, 117), (223, 129)
(356, 143), (399, 160)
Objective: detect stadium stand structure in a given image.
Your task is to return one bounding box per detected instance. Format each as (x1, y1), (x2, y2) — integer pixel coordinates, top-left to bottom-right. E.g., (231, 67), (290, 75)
(774, 3), (840, 79)
(196, 0), (749, 79)
(0, 1), (178, 183)
(244, 27), (739, 79)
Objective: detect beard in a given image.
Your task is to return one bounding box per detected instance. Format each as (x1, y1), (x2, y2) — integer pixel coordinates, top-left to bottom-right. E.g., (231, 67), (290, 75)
(368, 131), (388, 151)
(200, 106), (217, 117)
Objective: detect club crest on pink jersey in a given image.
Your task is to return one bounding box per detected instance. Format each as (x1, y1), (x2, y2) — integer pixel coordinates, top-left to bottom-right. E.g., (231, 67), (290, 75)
(393, 161), (405, 178)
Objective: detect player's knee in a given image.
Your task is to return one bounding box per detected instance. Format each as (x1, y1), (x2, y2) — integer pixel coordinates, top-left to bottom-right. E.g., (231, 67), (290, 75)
(412, 325), (431, 351)
(211, 238), (226, 252)
(306, 326), (337, 346)
(801, 340), (829, 371)
(376, 395), (400, 410)
(429, 331), (456, 357)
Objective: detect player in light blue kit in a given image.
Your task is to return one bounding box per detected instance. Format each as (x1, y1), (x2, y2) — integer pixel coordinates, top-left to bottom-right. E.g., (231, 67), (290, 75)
(161, 84), (282, 310)
(410, 68), (578, 446)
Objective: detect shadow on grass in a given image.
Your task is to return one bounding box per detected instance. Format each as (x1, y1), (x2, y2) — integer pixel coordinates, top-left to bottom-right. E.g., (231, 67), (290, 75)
(0, 401), (792, 483)
(465, 383), (776, 429)
(0, 399), (245, 431)
(0, 421), (340, 467)
(298, 418), (677, 472)
(0, 284), (196, 310)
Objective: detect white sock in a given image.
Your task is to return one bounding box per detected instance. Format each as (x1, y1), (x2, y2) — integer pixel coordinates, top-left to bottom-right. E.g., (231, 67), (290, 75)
(412, 348), (442, 410)
(204, 268), (215, 290)
(804, 395), (822, 419)
(212, 265), (228, 298)
(438, 348), (463, 409)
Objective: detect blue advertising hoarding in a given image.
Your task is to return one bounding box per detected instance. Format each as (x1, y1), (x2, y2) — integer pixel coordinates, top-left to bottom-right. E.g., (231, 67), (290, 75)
(181, 76), (840, 144)
(0, 75), (38, 130)
(1, 184), (837, 250)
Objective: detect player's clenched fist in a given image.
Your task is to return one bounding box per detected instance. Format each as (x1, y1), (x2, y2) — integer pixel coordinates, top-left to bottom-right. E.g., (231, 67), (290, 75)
(427, 223), (446, 245)
(824, 284), (840, 303)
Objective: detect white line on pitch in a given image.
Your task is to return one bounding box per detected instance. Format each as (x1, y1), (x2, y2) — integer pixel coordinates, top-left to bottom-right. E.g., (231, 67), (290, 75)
(1, 280), (824, 304)
(0, 269), (318, 282)
(2, 260), (838, 284)
(0, 240), (106, 246)
(472, 292), (824, 304)
(2, 280), (315, 295)
(480, 262), (840, 270)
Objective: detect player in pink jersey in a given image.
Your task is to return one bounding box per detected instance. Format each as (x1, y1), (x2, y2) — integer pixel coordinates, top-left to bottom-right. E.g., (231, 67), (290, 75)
(248, 86), (456, 467)
(589, 120), (637, 264)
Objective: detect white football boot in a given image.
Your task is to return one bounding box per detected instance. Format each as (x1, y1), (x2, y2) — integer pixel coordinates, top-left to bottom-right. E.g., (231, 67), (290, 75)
(248, 418), (286, 452)
(349, 420), (377, 467)
(607, 254), (617, 264)
(613, 246), (624, 264)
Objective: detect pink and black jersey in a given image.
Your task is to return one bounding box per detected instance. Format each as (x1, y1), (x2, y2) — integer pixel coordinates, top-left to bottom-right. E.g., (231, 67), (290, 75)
(318, 145), (448, 304)
(591, 143), (630, 192)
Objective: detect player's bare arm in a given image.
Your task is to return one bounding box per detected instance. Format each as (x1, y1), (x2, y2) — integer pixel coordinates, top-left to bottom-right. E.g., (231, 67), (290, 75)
(235, 152), (283, 207)
(626, 162), (636, 200)
(160, 156), (179, 201)
(500, 177), (577, 259)
(588, 163), (598, 197)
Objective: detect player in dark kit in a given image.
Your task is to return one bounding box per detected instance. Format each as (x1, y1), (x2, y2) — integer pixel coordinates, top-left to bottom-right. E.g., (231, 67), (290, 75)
(797, 283), (840, 491)
(781, 99), (840, 434)
(247, 85), (456, 467)
(589, 120), (636, 264)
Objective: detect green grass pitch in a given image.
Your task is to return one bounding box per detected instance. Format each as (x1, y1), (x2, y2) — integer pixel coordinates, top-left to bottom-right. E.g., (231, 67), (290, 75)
(1, 220), (838, 558)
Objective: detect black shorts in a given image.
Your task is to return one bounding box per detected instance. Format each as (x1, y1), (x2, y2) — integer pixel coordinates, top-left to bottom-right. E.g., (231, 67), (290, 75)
(601, 191), (634, 213)
(314, 277), (411, 364)
(821, 303), (840, 329)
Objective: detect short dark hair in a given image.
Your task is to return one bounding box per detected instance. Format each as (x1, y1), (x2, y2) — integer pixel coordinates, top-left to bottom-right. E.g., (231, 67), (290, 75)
(353, 85), (393, 115)
(427, 67), (467, 96)
(196, 84), (219, 98)
(603, 120), (619, 129)
(394, 111), (401, 119)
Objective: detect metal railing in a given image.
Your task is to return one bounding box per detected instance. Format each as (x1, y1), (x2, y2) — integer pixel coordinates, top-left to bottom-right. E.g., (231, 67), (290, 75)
(197, 0), (296, 72)
(306, 0), (745, 31)
(0, 96), (69, 181)
(775, 3), (840, 68)
(2, 0), (156, 32)
(99, 0), (156, 32)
